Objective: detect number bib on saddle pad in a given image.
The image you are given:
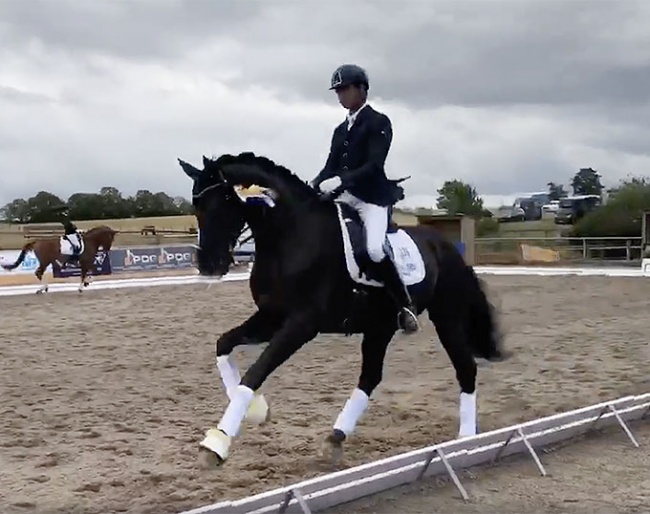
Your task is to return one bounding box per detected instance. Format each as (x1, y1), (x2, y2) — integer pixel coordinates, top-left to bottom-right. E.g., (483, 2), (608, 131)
(334, 202), (426, 288)
(60, 233), (85, 256)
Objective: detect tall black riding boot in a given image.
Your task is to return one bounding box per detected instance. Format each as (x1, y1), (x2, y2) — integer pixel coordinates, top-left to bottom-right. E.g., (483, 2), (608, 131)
(375, 257), (419, 334)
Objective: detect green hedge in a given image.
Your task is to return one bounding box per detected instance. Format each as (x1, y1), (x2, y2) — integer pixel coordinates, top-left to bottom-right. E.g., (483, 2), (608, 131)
(571, 181), (650, 238)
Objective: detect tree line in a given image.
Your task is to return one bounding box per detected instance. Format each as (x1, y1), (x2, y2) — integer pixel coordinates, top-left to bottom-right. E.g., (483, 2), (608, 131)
(434, 167), (606, 218)
(0, 187), (193, 223)
(433, 166), (650, 240)
(3, 167), (649, 242)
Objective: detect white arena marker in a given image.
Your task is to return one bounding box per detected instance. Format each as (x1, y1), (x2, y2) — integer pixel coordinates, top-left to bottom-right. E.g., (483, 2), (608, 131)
(177, 393), (650, 514)
(2, 264), (650, 298)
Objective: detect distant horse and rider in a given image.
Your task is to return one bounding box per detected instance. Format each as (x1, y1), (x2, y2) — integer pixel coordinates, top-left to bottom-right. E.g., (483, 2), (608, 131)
(1, 206), (117, 293)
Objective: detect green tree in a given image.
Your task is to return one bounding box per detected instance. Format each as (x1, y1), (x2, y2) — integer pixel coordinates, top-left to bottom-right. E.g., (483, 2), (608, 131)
(0, 198), (30, 222)
(571, 168), (604, 196)
(1, 186), (193, 221)
(98, 186), (131, 219)
(173, 196), (194, 214)
(436, 180), (484, 216)
(572, 175), (650, 238)
(26, 191), (66, 222)
(68, 193), (103, 220)
(547, 181), (568, 201)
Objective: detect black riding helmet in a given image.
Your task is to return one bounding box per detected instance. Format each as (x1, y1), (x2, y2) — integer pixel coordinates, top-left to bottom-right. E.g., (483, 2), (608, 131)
(329, 64), (369, 91)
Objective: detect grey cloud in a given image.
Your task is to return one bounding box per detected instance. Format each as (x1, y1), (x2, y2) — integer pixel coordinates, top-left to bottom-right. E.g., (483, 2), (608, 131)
(215, 1), (650, 109)
(4, 0), (649, 109)
(0, 85), (57, 105)
(0, 0), (261, 61)
(1, 0), (650, 207)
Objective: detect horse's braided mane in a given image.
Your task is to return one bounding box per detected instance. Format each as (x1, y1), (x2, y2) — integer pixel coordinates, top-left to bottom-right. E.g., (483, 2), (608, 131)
(208, 152), (319, 199)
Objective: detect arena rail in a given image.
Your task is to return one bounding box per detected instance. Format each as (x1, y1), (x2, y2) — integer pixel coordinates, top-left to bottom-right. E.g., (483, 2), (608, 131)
(179, 393), (650, 514)
(0, 273), (250, 297)
(2, 264), (650, 297)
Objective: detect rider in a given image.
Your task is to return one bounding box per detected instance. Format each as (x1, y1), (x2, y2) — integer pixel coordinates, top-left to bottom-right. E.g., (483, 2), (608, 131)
(56, 206), (83, 267)
(310, 64), (419, 334)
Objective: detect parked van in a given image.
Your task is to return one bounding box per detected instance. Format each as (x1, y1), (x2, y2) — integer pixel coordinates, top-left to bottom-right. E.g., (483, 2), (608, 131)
(554, 195), (601, 224)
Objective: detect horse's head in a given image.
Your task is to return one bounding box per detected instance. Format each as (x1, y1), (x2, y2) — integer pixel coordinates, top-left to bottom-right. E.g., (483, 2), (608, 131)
(178, 157), (246, 277)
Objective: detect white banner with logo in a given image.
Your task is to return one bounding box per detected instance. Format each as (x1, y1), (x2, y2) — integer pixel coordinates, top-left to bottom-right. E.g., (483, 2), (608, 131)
(0, 250), (51, 275)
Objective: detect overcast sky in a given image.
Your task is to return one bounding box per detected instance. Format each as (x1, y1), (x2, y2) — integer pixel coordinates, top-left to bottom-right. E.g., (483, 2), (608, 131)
(2, 0), (650, 209)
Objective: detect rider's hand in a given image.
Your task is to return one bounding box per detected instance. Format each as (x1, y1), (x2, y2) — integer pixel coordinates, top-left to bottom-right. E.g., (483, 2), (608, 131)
(320, 176), (342, 193)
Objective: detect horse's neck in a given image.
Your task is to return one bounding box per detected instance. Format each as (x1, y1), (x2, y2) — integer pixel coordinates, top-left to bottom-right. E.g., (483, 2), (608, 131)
(244, 208), (282, 250)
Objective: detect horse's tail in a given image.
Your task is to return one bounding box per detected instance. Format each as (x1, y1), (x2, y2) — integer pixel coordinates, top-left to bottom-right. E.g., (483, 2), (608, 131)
(1, 242), (35, 271)
(465, 266), (511, 362)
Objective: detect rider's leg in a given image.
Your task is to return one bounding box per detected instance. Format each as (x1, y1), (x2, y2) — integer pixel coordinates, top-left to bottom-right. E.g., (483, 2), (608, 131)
(356, 198), (419, 334)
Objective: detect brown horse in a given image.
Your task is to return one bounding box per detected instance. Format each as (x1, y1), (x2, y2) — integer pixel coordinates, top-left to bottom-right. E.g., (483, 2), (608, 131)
(1, 225), (117, 293)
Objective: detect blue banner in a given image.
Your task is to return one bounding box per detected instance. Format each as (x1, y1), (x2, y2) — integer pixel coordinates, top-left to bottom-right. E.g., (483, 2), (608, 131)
(109, 245), (196, 273)
(52, 250), (113, 278)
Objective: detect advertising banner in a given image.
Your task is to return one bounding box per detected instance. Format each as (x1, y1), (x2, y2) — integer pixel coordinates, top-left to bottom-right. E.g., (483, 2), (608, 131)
(109, 245), (196, 273)
(51, 250), (113, 278)
(0, 249), (50, 275)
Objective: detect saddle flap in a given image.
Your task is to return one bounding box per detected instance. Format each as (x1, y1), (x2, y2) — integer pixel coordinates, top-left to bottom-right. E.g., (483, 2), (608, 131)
(335, 203), (426, 288)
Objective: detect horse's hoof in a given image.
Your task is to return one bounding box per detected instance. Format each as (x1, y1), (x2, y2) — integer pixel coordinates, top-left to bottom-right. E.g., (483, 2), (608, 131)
(199, 428), (230, 468)
(246, 393), (271, 425)
(198, 446), (225, 469)
(321, 429), (345, 465)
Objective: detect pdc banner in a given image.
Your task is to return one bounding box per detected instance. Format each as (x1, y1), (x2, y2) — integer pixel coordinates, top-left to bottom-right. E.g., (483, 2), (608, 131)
(108, 245), (196, 273)
(52, 250), (113, 278)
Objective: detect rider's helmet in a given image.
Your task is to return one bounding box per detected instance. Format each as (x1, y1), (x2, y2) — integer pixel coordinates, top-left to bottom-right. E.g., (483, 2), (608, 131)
(329, 64), (369, 91)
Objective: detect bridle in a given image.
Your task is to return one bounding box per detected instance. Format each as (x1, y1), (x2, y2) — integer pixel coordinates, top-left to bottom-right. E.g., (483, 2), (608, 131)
(192, 171), (252, 260)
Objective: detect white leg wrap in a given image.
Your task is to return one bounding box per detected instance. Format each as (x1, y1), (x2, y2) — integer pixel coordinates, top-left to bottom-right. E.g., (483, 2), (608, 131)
(218, 385), (255, 437)
(459, 391), (477, 437)
(216, 355), (241, 400)
(333, 388), (369, 436)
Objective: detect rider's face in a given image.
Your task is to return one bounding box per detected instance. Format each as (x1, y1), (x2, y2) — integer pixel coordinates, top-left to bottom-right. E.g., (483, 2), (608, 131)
(335, 84), (364, 111)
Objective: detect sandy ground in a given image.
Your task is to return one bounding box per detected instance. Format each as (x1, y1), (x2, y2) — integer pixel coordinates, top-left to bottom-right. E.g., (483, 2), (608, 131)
(0, 274), (649, 514)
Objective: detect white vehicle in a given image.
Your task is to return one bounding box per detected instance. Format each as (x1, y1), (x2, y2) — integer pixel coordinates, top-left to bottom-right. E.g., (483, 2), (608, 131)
(542, 200), (560, 213)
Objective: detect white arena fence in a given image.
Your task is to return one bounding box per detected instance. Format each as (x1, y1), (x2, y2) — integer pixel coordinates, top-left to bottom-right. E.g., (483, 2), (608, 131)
(1, 264), (649, 298)
(1, 265), (648, 514)
(180, 393), (650, 514)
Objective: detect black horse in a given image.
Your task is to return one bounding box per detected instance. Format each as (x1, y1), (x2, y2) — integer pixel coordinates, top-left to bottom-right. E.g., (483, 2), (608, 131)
(178, 151), (510, 466)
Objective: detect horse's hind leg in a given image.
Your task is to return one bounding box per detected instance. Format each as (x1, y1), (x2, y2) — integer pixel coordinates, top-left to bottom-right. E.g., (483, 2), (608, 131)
(323, 321), (396, 463)
(34, 266), (48, 294)
(78, 261), (91, 293)
(429, 309), (478, 438)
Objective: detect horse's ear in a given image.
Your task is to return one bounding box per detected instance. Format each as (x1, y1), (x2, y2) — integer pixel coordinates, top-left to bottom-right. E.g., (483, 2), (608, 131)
(178, 158), (201, 180)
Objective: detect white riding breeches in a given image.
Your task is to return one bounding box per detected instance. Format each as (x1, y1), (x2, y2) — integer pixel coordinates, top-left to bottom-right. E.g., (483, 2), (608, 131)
(337, 191), (388, 263)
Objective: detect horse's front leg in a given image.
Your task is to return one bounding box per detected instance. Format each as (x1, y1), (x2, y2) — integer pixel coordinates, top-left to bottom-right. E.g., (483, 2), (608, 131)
(215, 309), (283, 424)
(200, 309), (318, 466)
(323, 322), (396, 463)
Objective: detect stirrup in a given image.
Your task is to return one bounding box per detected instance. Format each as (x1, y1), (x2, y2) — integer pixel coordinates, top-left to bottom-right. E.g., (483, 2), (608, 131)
(398, 307), (419, 333)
